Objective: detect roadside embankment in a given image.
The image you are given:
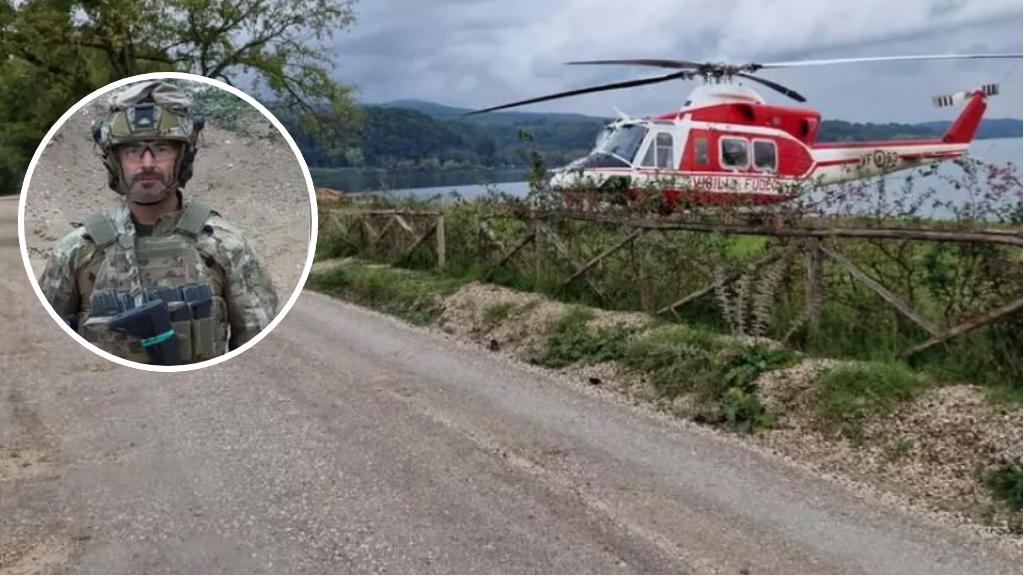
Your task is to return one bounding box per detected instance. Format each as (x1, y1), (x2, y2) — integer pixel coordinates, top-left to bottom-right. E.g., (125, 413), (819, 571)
(309, 257), (1022, 535)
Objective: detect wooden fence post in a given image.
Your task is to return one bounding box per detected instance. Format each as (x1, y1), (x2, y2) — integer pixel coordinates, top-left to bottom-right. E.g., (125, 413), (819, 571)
(533, 217), (542, 285)
(805, 238), (824, 333)
(435, 213), (446, 269)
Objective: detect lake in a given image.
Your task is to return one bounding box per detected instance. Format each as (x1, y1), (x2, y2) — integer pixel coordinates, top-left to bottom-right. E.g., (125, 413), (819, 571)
(320, 138), (1022, 219)
(311, 167), (527, 194)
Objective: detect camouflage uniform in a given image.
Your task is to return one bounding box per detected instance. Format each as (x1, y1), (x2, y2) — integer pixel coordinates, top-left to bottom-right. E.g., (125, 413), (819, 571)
(40, 198), (278, 362)
(39, 80), (278, 364)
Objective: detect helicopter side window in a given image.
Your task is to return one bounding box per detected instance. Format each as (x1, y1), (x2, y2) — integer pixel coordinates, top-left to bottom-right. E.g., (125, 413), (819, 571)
(753, 140), (777, 171)
(694, 137), (709, 166)
(655, 133), (674, 168)
(720, 137), (749, 169)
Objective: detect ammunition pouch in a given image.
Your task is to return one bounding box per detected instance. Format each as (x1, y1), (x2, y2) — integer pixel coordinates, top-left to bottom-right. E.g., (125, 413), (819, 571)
(79, 203), (228, 364)
(82, 285), (227, 364)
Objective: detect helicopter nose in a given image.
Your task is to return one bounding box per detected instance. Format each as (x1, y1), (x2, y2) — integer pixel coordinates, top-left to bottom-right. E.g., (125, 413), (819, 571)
(548, 170), (570, 189)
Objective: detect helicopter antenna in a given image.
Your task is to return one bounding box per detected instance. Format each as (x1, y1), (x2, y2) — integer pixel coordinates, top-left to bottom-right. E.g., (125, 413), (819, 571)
(612, 105), (632, 122)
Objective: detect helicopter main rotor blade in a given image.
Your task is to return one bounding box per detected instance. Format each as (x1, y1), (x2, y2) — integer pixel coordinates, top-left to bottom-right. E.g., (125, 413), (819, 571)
(734, 72), (807, 102)
(465, 71), (691, 116)
(567, 58), (704, 70)
(755, 53), (1023, 69)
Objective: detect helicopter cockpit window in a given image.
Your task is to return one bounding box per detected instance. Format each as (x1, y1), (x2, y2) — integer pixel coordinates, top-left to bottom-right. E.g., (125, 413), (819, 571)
(753, 140), (777, 171)
(595, 124), (647, 165)
(720, 137), (749, 169)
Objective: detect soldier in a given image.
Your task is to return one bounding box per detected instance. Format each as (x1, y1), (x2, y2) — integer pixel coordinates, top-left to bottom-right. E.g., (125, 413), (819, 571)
(39, 80), (278, 365)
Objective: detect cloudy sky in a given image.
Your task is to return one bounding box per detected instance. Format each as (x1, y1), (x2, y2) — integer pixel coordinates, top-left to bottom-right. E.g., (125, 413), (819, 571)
(328, 0), (1022, 123)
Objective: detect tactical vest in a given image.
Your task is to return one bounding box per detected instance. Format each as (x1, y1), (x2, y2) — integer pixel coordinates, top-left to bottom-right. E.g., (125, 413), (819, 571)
(78, 203), (229, 364)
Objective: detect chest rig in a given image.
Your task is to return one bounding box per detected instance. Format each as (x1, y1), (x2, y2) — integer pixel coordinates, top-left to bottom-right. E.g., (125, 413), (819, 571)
(79, 203), (228, 364)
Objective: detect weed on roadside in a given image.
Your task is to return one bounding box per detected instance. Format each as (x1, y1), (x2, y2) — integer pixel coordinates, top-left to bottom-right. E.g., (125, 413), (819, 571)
(623, 326), (797, 432)
(482, 301), (519, 330)
(535, 307), (634, 368)
(984, 461), (1023, 511)
(815, 361), (930, 441)
(983, 461), (1023, 533)
(307, 262), (469, 325)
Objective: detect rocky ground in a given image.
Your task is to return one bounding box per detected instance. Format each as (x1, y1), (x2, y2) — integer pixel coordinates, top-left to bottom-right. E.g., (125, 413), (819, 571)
(21, 87), (311, 307)
(430, 279), (1022, 535)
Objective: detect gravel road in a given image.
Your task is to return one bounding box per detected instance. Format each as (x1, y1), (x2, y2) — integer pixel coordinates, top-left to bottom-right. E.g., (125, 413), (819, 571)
(2, 196), (1021, 573)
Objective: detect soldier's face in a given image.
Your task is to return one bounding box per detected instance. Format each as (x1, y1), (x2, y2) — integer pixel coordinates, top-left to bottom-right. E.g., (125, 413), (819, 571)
(117, 141), (181, 204)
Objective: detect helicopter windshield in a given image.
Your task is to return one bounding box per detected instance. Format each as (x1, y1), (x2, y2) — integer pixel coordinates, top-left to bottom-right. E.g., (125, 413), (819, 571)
(598, 123), (643, 162)
(593, 124), (647, 165)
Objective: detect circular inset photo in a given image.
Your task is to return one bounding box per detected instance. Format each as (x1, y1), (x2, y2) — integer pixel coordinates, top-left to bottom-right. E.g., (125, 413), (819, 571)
(19, 73), (316, 371)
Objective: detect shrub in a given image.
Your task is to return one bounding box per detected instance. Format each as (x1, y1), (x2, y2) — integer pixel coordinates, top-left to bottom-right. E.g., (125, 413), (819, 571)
(623, 325), (797, 432)
(984, 462), (1023, 511)
(536, 307), (634, 368)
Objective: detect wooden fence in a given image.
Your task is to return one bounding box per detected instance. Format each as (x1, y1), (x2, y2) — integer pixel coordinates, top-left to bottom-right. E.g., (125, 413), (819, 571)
(322, 206), (1022, 359)
(320, 208), (446, 268)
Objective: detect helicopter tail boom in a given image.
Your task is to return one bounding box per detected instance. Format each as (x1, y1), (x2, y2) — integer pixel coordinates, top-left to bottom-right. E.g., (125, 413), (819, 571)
(807, 86), (996, 185)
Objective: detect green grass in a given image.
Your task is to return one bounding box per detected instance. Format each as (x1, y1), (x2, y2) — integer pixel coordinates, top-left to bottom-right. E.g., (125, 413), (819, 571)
(725, 235), (768, 259)
(983, 462), (1023, 512)
(815, 361), (931, 441)
(535, 307), (635, 368)
(482, 301), (518, 329)
(307, 262), (470, 325)
(315, 228), (359, 261)
(622, 325), (798, 432)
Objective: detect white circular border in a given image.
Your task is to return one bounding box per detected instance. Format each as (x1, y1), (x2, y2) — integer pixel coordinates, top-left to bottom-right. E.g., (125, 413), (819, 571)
(18, 71), (319, 373)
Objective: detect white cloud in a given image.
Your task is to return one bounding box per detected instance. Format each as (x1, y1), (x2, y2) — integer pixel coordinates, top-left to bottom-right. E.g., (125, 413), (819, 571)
(332, 0), (1023, 122)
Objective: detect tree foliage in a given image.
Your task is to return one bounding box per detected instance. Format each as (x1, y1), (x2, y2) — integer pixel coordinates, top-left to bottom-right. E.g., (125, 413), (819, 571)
(0, 0), (361, 192)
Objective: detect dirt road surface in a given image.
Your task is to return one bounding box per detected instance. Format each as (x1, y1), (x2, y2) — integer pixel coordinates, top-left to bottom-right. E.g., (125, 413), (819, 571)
(1, 196), (1021, 573)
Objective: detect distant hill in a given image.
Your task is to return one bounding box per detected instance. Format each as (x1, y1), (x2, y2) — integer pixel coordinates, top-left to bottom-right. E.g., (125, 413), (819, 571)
(818, 117), (1022, 142)
(380, 99), (604, 126)
(287, 99), (1021, 171)
(918, 118), (1023, 139)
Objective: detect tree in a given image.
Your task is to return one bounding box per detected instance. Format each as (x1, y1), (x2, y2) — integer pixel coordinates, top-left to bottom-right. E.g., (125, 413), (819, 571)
(0, 0), (362, 192)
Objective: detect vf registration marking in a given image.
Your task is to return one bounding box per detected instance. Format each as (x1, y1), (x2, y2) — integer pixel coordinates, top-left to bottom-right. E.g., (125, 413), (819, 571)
(860, 150), (899, 169)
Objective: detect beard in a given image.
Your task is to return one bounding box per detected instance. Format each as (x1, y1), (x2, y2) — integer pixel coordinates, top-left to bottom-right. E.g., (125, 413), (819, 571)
(126, 169), (173, 205)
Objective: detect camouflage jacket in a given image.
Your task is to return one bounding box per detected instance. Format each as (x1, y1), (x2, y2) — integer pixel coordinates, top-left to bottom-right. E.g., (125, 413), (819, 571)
(40, 202), (279, 350)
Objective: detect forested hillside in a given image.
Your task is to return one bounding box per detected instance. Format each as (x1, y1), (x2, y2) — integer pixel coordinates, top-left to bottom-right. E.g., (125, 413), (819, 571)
(281, 99), (1021, 172)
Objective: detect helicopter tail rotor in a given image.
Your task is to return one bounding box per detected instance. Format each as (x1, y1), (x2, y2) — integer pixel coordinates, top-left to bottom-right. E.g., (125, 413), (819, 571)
(933, 84), (999, 107)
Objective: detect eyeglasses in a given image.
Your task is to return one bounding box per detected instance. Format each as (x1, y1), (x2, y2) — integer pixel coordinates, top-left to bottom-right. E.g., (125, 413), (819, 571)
(117, 142), (180, 162)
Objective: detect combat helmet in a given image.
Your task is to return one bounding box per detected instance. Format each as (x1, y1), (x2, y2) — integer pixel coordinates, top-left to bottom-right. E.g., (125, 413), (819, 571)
(92, 80), (205, 195)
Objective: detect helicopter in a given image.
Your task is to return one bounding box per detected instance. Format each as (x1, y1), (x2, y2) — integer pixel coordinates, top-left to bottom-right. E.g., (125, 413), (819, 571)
(468, 54), (1022, 208)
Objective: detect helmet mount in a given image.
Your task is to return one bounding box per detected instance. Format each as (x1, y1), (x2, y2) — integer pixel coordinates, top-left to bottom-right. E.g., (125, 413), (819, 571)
(92, 81), (205, 197)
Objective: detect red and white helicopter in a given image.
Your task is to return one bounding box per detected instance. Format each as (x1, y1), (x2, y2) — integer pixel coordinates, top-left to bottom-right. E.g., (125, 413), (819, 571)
(469, 54), (1021, 207)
